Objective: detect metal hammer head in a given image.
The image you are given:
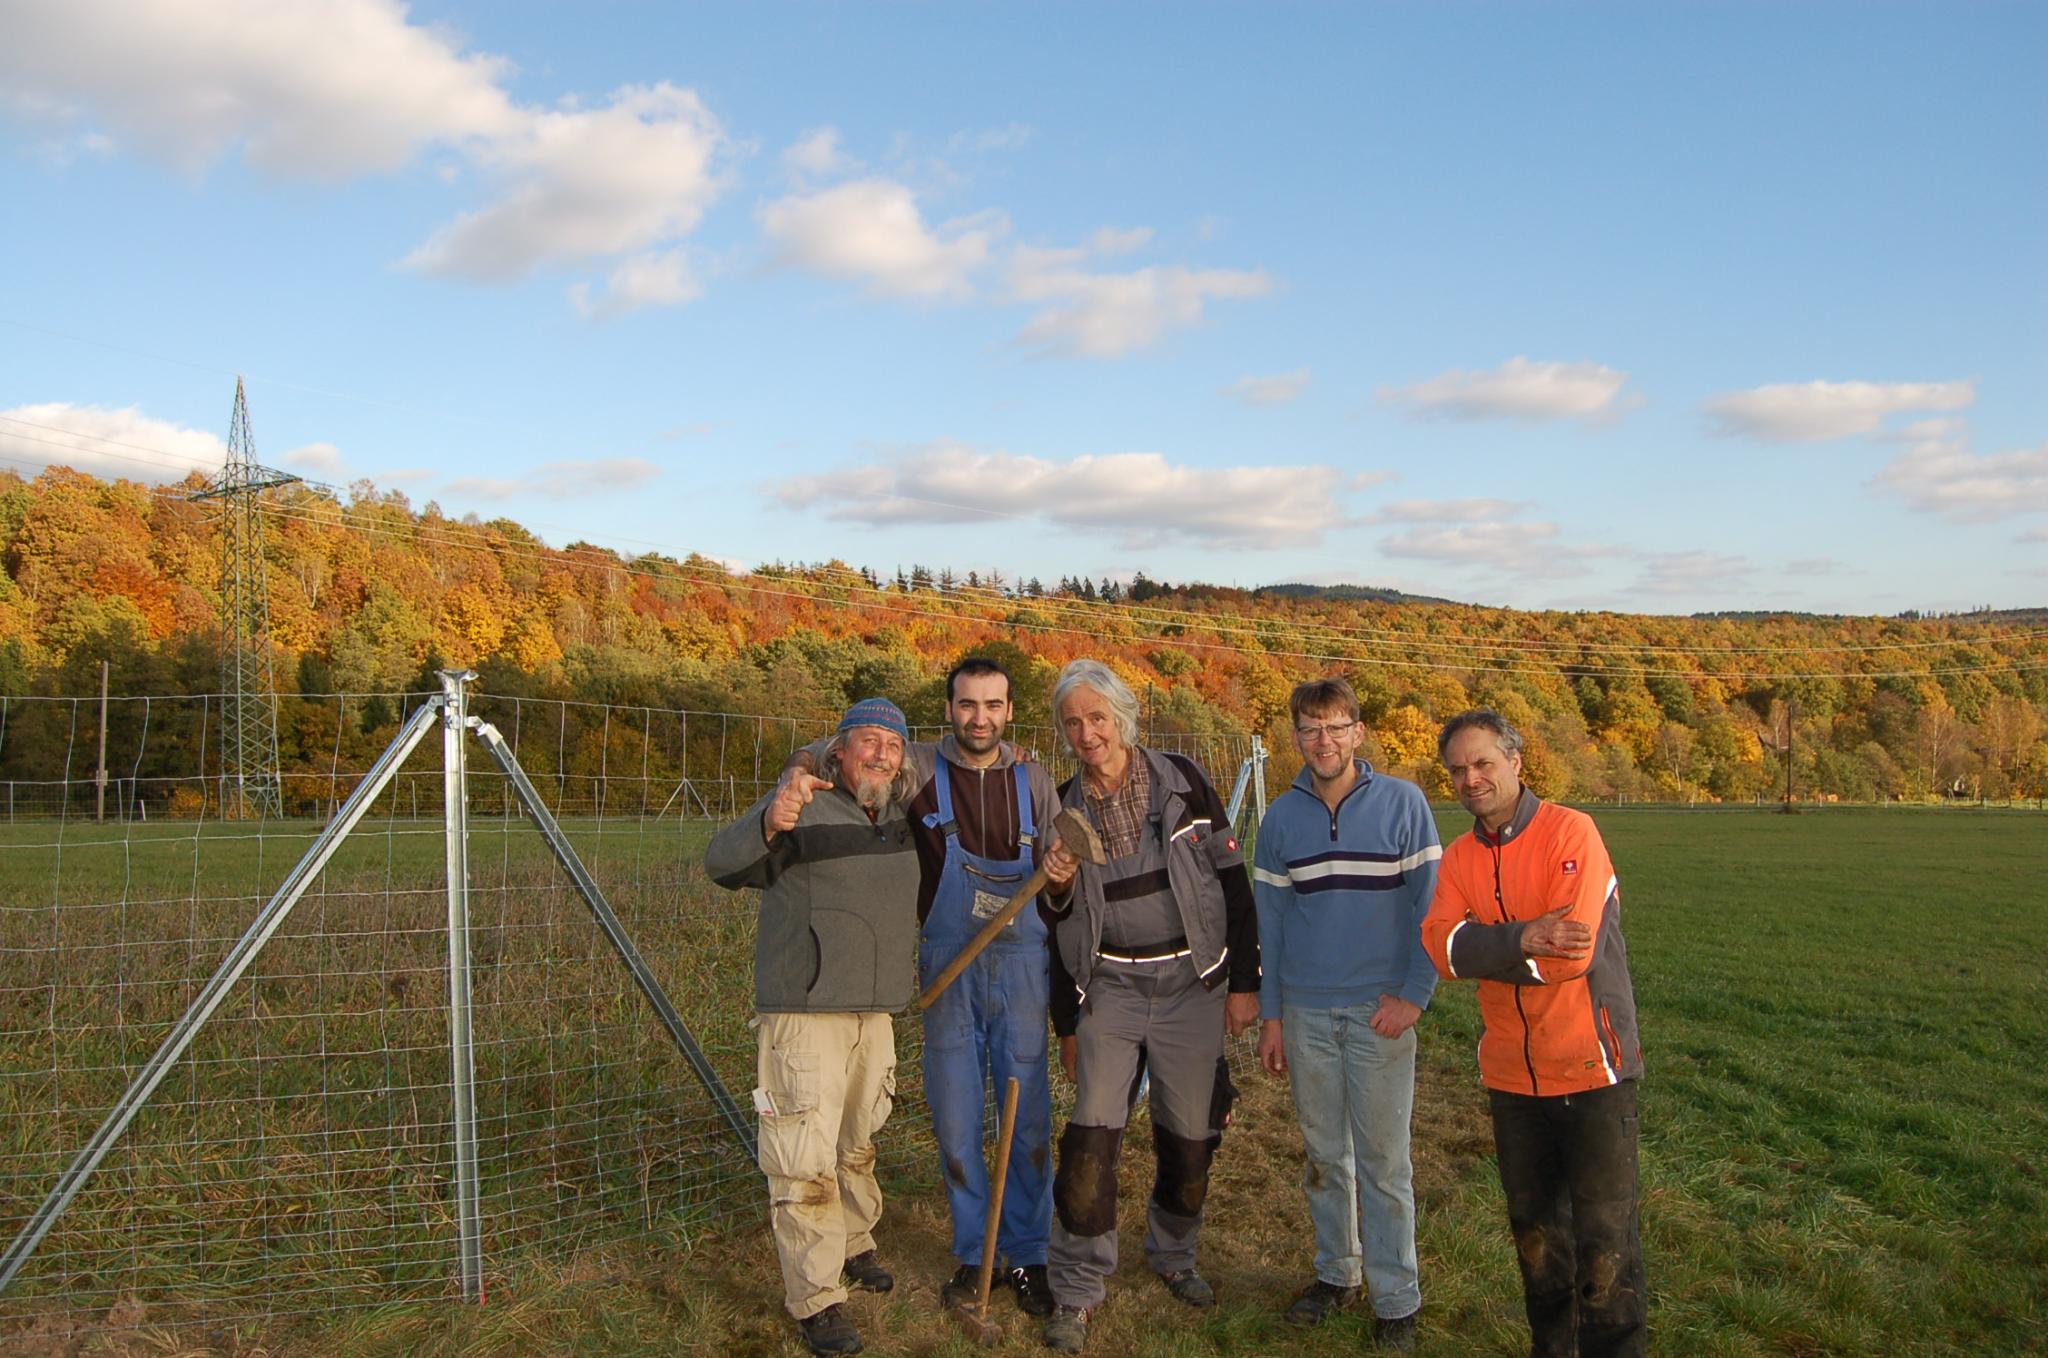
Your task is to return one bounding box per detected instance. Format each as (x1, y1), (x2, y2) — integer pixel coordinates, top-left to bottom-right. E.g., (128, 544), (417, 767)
(1052, 807), (1107, 865)
(952, 1302), (1004, 1346)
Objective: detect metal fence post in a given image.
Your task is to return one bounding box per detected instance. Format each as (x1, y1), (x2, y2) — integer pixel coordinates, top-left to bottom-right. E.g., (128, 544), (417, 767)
(1251, 734), (1269, 827)
(440, 670), (483, 1302)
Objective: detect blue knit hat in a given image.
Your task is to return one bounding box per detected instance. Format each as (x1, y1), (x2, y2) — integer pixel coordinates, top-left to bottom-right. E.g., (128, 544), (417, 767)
(838, 696), (908, 742)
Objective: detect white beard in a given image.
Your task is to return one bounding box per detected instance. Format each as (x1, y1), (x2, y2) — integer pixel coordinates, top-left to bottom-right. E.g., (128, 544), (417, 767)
(837, 758), (896, 811)
(853, 773), (890, 812)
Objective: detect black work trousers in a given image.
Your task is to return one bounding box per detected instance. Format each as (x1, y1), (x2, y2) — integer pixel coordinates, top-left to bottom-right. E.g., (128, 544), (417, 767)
(1487, 1079), (1647, 1358)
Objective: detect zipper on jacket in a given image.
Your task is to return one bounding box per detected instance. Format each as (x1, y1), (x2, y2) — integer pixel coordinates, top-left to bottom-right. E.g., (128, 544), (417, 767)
(1492, 839), (1541, 1097)
(1323, 769), (1372, 842)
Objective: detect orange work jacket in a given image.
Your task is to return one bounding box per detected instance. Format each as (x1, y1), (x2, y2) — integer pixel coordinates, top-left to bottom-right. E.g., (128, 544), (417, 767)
(1422, 789), (1642, 1097)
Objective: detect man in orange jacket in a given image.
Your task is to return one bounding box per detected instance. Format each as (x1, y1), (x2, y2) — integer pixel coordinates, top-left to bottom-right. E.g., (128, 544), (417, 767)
(1421, 710), (1646, 1358)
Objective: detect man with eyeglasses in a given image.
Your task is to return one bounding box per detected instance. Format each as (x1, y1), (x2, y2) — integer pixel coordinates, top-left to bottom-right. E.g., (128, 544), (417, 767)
(1252, 677), (1440, 1352)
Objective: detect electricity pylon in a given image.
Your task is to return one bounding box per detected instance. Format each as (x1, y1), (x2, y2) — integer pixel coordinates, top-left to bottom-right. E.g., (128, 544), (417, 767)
(192, 378), (299, 818)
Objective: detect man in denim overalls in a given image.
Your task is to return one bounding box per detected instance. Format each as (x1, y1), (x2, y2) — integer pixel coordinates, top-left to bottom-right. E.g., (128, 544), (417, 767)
(779, 658), (1074, 1316)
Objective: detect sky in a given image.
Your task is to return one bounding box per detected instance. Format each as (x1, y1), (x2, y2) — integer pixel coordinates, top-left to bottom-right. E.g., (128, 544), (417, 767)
(1, 0), (2043, 617)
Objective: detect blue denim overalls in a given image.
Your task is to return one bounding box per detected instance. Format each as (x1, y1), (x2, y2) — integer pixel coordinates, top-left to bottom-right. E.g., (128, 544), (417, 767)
(918, 757), (1054, 1267)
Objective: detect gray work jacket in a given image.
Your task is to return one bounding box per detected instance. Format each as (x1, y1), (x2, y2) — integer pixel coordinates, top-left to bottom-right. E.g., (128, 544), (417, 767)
(1048, 746), (1259, 1027)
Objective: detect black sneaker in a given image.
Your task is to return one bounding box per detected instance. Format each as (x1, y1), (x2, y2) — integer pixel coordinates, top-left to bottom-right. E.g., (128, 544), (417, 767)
(1286, 1278), (1360, 1326)
(941, 1263), (984, 1310)
(1374, 1309), (1419, 1352)
(1008, 1263), (1055, 1316)
(840, 1250), (894, 1294)
(798, 1303), (864, 1356)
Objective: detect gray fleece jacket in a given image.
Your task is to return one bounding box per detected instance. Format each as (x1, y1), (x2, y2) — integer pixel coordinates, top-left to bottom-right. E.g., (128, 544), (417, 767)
(704, 784), (921, 1013)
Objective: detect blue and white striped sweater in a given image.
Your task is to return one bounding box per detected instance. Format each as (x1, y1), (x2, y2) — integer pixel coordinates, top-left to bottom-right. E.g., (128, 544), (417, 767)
(1252, 761), (1442, 1021)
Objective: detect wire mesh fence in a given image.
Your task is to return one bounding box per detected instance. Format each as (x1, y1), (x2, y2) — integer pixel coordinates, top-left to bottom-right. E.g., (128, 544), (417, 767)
(0, 686), (1259, 1330)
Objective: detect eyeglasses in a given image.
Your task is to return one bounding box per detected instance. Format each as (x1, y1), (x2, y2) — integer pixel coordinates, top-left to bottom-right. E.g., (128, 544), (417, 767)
(1294, 720), (1358, 743)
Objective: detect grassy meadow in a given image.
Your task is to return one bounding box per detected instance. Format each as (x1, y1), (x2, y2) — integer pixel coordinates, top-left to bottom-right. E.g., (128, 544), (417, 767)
(0, 805), (2042, 1356)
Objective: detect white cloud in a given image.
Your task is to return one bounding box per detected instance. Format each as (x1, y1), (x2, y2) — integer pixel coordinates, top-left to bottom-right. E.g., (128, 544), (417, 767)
(281, 442), (347, 479)
(1008, 255), (1274, 359)
(0, 0), (520, 178)
(1704, 379), (1975, 442)
(1378, 357), (1633, 423)
(569, 248), (702, 320)
(772, 441), (1352, 549)
(1372, 499), (1632, 583)
(402, 84), (725, 283)
(1873, 425), (2048, 522)
(1089, 226), (1154, 256)
(442, 457), (660, 502)
(759, 179), (1002, 299)
(1629, 551), (1754, 596)
(2, 2), (727, 309)
(1225, 370), (1311, 407)
(0, 402), (224, 482)
(1785, 556), (1847, 577)
(783, 126), (854, 178)
(2019, 525), (2048, 545)
(1370, 497), (1529, 524)
(1379, 520), (1564, 562)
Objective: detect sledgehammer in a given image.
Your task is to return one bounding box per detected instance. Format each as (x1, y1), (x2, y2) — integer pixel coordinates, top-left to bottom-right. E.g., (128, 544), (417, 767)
(914, 807), (1105, 1012)
(952, 1075), (1022, 1346)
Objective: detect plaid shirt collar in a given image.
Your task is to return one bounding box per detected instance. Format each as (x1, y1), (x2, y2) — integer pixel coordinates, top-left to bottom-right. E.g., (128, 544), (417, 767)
(1082, 748), (1152, 861)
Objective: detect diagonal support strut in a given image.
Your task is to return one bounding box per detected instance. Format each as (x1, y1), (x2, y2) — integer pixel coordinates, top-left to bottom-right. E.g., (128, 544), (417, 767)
(0, 699), (447, 1294)
(470, 720), (758, 1163)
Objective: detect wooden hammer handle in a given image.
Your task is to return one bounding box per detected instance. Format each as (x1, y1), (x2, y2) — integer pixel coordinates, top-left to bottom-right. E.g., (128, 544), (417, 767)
(913, 866), (1050, 1012)
(974, 1076), (1022, 1314)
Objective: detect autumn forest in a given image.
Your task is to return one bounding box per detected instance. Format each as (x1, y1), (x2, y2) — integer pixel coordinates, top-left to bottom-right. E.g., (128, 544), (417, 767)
(3, 464), (2045, 807)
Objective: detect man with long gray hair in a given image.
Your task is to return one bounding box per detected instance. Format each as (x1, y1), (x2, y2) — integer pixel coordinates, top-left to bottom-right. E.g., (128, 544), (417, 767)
(1422, 709), (1647, 1358)
(705, 697), (922, 1358)
(1038, 659), (1261, 1353)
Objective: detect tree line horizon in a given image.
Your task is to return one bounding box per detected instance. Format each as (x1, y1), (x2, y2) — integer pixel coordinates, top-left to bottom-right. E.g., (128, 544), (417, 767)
(3, 464), (2044, 808)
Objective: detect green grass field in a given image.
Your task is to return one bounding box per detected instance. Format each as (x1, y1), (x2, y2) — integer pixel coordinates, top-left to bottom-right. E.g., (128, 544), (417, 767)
(2, 806), (2044, 1356)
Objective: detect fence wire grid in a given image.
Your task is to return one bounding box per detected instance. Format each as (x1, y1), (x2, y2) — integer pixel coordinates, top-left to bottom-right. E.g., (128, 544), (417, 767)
(0, 687), (1261, 1330)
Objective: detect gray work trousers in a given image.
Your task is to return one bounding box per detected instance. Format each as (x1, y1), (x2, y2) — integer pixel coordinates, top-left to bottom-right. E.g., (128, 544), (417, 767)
(1048, 956), (1227, 1310)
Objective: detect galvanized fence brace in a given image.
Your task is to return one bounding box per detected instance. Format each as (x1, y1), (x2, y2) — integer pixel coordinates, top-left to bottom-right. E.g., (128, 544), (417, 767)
(0, 671), (752, 1303)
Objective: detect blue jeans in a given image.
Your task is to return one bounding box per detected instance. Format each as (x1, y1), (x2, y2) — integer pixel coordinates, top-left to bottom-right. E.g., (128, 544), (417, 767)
(1282, 1001), (1421, 1319)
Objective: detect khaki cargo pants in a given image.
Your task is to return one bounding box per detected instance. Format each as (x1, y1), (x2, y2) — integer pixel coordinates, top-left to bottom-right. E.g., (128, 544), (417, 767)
(753, 1011), (898, 1319)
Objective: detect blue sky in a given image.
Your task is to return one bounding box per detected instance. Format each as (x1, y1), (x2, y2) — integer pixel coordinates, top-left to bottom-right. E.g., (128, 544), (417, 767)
(2, 1), (2042, 615)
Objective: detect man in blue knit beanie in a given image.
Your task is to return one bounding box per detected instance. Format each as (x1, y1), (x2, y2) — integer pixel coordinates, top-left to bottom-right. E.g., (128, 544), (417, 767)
(706, 694), (919, 1357)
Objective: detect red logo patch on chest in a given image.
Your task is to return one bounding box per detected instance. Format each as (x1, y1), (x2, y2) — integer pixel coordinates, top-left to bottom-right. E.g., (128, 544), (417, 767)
(1225, 836), (1239, 852)
(1561, 859), (1578, 875)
